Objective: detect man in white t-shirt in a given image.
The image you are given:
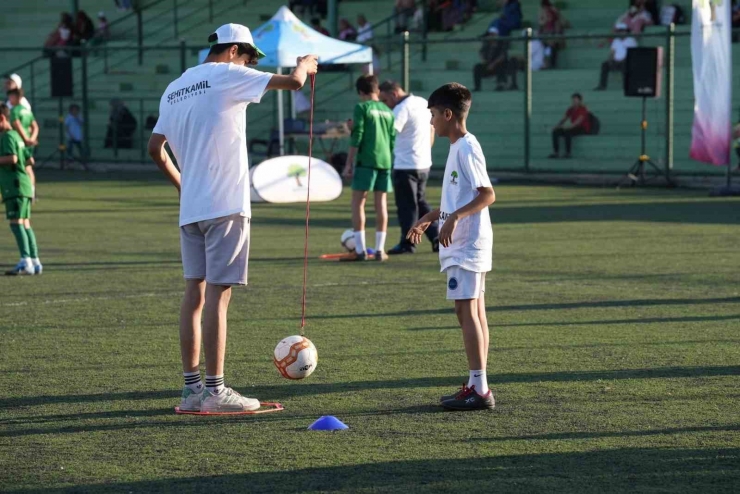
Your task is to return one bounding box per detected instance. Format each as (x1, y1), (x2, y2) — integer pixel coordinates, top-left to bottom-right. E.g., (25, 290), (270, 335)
(147, 23), (317, 414)
(4, 74), (32, 111)
(407, 83), (496, 412)
(379, 80), (439, 255)
(594, 23), (637, 90)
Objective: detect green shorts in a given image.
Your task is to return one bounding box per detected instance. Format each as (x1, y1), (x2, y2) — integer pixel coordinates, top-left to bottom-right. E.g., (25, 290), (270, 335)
(352, 167), (393, 193)
(4, 197), (31, 221)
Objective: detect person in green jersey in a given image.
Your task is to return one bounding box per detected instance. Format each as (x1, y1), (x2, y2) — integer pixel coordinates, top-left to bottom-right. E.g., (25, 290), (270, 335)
(342, 75), (395, 262)
(7, 89), (37, 195)
(0, 104), (41, 276)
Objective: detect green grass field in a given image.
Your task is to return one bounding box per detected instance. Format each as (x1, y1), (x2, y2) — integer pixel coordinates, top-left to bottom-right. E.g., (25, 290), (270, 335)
(1, 171), (739, 493)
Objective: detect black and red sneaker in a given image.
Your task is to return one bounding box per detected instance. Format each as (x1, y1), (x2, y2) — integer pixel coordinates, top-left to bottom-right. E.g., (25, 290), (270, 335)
(440, 383), (471, 403)
(441, 385), (495, 411)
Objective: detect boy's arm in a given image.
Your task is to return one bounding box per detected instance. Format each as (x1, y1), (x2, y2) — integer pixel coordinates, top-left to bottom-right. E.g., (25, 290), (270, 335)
(407, 209), (441, 245)
(343, 146), (358, 178)
(147, 133), (181, 192)
(0, 154), (18, 166)
(29, 119), (39, 143)
(344, 105), (365, 178)
(11, 120), (32, 144)
(439, 187), (495, 248)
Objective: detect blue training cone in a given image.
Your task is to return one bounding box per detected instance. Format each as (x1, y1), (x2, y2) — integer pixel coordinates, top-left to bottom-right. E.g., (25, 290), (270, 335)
(308, 415), (349, 431)
(367, 247), (376, 256)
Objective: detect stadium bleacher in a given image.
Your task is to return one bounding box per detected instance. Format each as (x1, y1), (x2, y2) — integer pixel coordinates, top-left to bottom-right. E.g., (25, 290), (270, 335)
(2, 0), (737, 175)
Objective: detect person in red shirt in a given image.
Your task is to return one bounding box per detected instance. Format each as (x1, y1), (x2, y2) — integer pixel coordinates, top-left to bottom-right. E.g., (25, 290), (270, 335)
(549, 93), (591, 159)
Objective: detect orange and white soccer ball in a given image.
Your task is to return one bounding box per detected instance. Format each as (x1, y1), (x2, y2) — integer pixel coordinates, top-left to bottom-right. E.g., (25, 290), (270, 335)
(273, 335), (318, 379)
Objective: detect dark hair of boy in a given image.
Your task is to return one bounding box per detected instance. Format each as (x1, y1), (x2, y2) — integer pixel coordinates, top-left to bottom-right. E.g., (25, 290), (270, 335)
(427, 82), (472, 119)
(207, 38), (259, 59)
(0, 103), (9, 119)
(379, 80), (402, 93)
(356, 75), (379, 95)
(571, 92), (582, 101)
(6, 88), (20, 98)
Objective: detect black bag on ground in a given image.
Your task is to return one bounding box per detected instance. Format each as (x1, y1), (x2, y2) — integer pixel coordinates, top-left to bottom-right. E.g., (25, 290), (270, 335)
(588, 112), (601, 135)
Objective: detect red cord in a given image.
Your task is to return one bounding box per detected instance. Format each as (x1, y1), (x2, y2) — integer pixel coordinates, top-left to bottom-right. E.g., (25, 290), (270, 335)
(300, 73), (316, 334)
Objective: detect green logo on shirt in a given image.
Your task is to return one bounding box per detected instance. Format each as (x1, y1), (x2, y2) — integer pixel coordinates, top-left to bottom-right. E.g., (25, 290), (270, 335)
(450, 171), (458, 185)
(288, 164), (307, 187)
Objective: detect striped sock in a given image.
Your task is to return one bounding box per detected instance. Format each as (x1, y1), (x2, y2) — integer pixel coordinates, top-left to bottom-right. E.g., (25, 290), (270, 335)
(183, 371), (203, 393)
(205, 374), (225, 394)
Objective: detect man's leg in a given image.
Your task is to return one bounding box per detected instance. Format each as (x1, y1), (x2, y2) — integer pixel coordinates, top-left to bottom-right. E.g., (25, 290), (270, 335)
(416, 170), (439, 244)
(551, 128), (563, 155)
(598, 60), (610, 89)
(473, 64), (485, 91)
(391, 169), (418, 253)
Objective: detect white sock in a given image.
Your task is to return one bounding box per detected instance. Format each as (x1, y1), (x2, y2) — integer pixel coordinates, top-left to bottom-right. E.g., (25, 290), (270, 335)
(375, 231), (387, 253)
(21, 257), (32, 268)
(468, 370), (489, 395)
(205, 374), (225, 394)
(183, 371), (203, 393)
(31, 258), (41, 267)
(354, 230), (366, 254)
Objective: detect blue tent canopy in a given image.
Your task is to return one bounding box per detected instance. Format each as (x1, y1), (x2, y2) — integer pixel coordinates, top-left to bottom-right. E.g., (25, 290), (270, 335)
(252, 6), (373, 67)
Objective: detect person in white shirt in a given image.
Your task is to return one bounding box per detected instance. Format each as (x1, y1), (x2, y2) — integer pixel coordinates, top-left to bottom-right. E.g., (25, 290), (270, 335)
(147, 23), (318, 414)
(379, 80), (439, 254)
(356, 14), (374, 43)
(4, 74), (32, 111)
(595, 23), (638, 90)
(407, 83), (496, 412)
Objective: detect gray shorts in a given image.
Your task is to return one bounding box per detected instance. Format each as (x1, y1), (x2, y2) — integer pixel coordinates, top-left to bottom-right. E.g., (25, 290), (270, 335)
(180, 214), (250, 286)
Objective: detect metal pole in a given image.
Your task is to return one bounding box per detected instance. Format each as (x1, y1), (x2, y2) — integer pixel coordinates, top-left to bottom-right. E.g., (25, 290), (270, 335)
(58, 98), (64, 170)
(665, 23), (674, 178)
(180, 40), (186, 74)
(208, 0), (213, 23)
(328, 0), (338, 37)
(81, 44), (90, 168)
(139, 99), (145, 163)
(524, 28), (532, 172)
(422, 0), (428, 62)
(402, 31), (410, 92)
(173, 0), (179, 39)
(70, 0), (79, 17)
(137, 9), (143, 66)
(278, 67), (285, 156)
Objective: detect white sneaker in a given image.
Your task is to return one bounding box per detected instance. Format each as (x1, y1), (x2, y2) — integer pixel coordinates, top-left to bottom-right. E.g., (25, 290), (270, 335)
(5, 259), (34, 276)
(179, 386), (204, 412)
(32, 259), (42, 275)
(201, 387), (260, 413)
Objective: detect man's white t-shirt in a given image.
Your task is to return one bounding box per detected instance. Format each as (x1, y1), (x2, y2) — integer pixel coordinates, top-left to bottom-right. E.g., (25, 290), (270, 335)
(153, 62), (272, 226)
(439, 133), (493, 273)
(392, 94), (432, 171)
(611, 37), (638, 62)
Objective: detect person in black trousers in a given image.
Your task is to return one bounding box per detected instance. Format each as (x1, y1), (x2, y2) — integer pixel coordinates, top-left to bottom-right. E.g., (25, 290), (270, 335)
(549, 93), (592, 159)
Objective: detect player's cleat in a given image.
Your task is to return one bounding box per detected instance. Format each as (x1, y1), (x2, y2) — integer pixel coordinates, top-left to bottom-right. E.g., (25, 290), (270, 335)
(374, 250), (388, 262)
(200, 387), (260, 413)
(440, 383), (472, 402)
(179, 386), (204, 412)
(5, 259), (34, 276)
(339, 251), (368, 262)
(33, 263), (43, 275)
(388, 244), (415, 255)
(441, 385), (495, 411)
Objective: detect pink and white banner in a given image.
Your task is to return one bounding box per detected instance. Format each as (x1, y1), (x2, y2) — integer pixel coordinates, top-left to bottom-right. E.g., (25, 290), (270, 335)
(690, 0), (732, 165)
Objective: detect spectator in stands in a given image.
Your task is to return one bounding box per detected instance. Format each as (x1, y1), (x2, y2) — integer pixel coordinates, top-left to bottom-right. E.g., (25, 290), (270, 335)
(357, 14), (374, 43)
(115, 0), (134, 12)
(487, 0), (522, 37)
(538, 0), (565, 68)
(289, 0), (318, 17)
(473, 27), (517, 92)
(338, 18), (357, 41)
(104, 99), (137, 149)
(96, 12), (111, 40)
(594, 23), (636, 90)
(74, 10), (96, 44)
(310, 18), (330, 37)
(44, 12), (74, 50)
(549, 93), (592, 159)
(4, 74), (32, 111)
(641, 0), (660, 25)
(616, 1), (653, 34)
(65, 104), (85, 162)
(395, 0), (416, 33)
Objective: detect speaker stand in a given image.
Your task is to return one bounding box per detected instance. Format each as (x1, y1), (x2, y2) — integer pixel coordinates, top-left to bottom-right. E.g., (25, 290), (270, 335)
(618, 97), (672, 187)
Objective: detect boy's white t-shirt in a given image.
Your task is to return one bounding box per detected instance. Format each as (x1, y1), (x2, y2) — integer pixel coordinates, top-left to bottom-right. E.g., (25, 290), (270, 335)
(392, 94), (432, 171)
(153, 62), (273, 227)
(439, 133), (493, 273)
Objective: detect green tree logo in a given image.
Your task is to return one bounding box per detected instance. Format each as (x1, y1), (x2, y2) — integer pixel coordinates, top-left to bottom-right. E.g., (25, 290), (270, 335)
(450, 171), (459, 184)
(288, 164), (307, 186)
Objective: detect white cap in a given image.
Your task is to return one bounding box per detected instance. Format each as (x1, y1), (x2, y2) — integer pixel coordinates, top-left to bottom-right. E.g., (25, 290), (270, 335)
(615, 22), (629, 31)
(8, 73), (22, 89)
(209, 23), (265, 59)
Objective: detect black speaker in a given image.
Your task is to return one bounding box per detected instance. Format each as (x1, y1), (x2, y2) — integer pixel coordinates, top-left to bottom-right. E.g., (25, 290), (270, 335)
(50, 57), (73, 98)
(624, 47), (663, 98)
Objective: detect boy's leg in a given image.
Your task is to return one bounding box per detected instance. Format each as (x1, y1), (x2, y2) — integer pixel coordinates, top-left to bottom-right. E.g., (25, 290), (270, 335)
(477, 276), (489, 369)
(9, 220), (30, 260)
(202, 283), (231, 380)
(351, 190), (368, 254)
(455, 299), (487, 375)
(180, 279), (205, 374)
(373, 191), (388, 255)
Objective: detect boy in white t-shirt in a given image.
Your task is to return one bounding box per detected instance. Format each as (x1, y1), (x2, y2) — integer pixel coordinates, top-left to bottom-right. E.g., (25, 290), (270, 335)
(407, 83), (496, 411)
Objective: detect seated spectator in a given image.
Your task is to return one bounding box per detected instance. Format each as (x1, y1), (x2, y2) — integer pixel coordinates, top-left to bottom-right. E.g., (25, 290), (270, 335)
(357, 14), (374, 43)
(594, 23), (637, 90)
(549, 93), (592, 159)
(616, 1), (653, 34)
(75, 10), (96, 43)
(338, 18), (357, 41)
(538, 0), (566, 68)
(96, 12), (111, 40)
(636, 0), (660, 25)
(487, 0), (522, 37)
(104, 99), (137, 149)
(395, 0), (416, 33)
(44, 12), (74, 50)
(473, 27), (517, 92)
(310, 18), (331, 37)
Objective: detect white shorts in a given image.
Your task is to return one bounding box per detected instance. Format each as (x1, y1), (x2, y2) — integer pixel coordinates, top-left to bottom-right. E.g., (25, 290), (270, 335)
(180, 214), (250, 286)
(446, 266), (486, 300)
